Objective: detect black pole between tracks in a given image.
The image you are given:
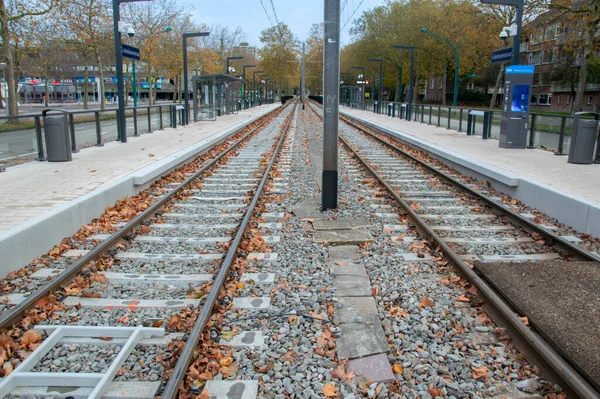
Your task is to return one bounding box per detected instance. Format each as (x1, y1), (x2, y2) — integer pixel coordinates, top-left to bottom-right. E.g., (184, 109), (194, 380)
(160, 102), (296, 399)
(0, 105), (285, 331)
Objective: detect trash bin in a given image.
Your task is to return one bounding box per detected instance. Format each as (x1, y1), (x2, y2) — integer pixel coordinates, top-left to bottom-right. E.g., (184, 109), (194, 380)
(568, 112), (600, 164)
(42, 109), (72, 162)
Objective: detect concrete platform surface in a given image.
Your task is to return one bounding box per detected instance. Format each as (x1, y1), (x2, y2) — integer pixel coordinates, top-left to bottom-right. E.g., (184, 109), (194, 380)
(0, 104), (279, 276)
(475, 260), (600, 388)
(341, 107), (600, 237)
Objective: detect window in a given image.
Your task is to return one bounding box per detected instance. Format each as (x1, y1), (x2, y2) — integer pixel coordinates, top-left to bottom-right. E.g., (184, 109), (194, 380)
(529, 50), (541, 65)
(567, 96), (571, 105)
(531, 94), (538, 104)
(529, 30), (543, 44)
(557, 96), (562, 104)
(589, 96), (594, 105)
(467, 82), (475, 90)
(538, 94), (552, 105)
(544, 27), (554, 41)
(438, 78), (443, 89)
(430, 79), (434, 89)
(542, 49), (555, 64)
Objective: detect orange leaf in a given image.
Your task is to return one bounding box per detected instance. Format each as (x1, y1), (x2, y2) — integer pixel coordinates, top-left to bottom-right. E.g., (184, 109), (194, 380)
(429, 385), (443, 397)
(418, 297), (434, 307)
(456, 295), (470, 302)
(392, 364), (403, 374)
(410, 203), (421, 211)
(323, 383), (338, 397)
(472, 366), (489, 381)
(335, 261), (348, 267)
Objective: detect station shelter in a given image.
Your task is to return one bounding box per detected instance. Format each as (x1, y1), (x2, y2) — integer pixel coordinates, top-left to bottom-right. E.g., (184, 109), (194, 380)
(192, 74), (243, 122)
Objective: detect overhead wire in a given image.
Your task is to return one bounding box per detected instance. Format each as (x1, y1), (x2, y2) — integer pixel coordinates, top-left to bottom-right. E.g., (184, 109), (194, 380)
(341, 0), (366, 32)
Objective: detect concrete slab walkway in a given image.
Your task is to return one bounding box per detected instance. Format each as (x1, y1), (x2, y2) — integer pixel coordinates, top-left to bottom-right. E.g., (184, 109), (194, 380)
(0, 104), (279, 276)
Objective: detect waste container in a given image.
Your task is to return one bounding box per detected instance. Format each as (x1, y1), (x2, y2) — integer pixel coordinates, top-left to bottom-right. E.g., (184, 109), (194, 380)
(568, 112), (600, 164)
(42, 109), (72, 162)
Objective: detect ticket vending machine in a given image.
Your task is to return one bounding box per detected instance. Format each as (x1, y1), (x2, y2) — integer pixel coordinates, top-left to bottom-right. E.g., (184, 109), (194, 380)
(499, 65), (534, 149)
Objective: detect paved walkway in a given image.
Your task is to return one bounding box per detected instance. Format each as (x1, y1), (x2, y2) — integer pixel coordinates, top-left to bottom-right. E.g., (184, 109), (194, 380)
(0, 104), (279, 233)
(342, 106), (600, 207)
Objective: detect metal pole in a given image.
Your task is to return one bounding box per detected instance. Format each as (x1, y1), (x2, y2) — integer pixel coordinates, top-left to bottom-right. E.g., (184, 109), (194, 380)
(408, 48), (414, 120)
(379, 60), (383, 108)
(301, 42), (306, 109)
(113, 0), (126, 143)
(133, 60), (137, 108)
(454, 43), (460, 107)
(513, 2), (523, 66)
(182, 36), (188, 125)
(322, 0), (340, 211)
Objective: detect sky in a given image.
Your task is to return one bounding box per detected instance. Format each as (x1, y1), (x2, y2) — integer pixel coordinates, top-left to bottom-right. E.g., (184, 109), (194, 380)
(182, 0), (384, 47)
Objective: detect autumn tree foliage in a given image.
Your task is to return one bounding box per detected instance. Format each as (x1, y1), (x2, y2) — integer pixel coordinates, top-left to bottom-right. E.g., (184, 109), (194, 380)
(259, 23), (301, 95)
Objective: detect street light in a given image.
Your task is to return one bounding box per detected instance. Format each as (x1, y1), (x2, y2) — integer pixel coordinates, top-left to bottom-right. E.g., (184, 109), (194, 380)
(242, 65), (257, 108)
(252, 70), (263, 107)
(113, 0), (153, 143)
(420, 27), (460, 107)
(367, 58), (383, 113)
(480, 0), (523, 66)
(226, 56), (243, 75)
(459, 73), (477, 87)
(182, 31), (210, 125)
(392, 45), (415, 120)
(259, 74), (269, 104)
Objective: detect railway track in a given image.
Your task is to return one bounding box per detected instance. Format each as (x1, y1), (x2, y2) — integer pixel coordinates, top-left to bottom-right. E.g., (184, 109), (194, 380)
(0, 101), (297, 398)
(308, 101), (600, 399)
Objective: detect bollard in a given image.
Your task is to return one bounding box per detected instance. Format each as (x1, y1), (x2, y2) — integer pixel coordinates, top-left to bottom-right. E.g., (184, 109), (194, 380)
(482, 112), (490, 140)
(34, 116), (45, 161)
(437, 107), (441, 127)
(69, 114), (78, 152)
(555, 117), (567, 155)
(459, 109), (464, 132)
(467, 112), (474, 135)
(528, 114), (537, 148)
(133, 108), (138, 136)
(95, 111), (103, 146)
(159, 106), (164, 130)
(447, 107), (451, 129)
(147, 108), (153, 133)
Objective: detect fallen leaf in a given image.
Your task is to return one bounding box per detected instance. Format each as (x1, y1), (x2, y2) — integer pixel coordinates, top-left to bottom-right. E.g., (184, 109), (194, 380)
(221, 330), (238, 342)
(472, 366), (489, 381)
(410, 203), (421, 211)
(335, 261), (348, 267)
(392, 364), (403, 374)
(418, 297), (434, 307)
(323, 383), (338, 397)
(519, 316), (529, 326)
(456, 295), (470, 302)
(89, 170), (96, 173)
(21, 331), (42, 347)
(429, 384), (443, 397)
(99, 336), (113, 341)
(148, 154), (155, 157)
(199, 389), (209, 399)
(221, 362), (239, 378)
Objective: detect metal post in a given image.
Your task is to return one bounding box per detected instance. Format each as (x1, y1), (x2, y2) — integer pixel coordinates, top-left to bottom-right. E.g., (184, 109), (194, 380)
(459, 108), (464, 131)
(454, 43), (460, 107)
(513, 3), (523, 66)
(69, 114), (77, 152)
(437, 106), (441, 126)
(132, 60), (137, 108)
(528, 114), (536, 148)
(113, 0), (126, 142)
(159, 106), (163, 130)
(301, 42), (306, 109)
(147, 107), (152, 132)
(555, 116), (566, 155)
(133, 108), (138, 136)
(183, 32), (210, 126)
(322, 0), (340, 211)
(34, 116), (45, 161)
(95, 111), (103, 146)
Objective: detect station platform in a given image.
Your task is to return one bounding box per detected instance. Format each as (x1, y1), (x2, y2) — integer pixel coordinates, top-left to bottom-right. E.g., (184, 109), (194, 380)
(0, 103), (280, 275)
(341, 106), (600, 237)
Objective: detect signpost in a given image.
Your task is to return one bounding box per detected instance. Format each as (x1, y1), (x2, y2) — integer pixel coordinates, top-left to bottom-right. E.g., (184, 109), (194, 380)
(491, 47), (513, 64)
(121, 44), (140, 60)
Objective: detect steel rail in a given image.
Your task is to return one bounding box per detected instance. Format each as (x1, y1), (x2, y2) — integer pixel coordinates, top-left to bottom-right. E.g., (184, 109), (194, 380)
(161, 102), (298, 398)
(338, 113), (600, 263)
(306, 102), (600, 399)
(0, 105), (287, 330)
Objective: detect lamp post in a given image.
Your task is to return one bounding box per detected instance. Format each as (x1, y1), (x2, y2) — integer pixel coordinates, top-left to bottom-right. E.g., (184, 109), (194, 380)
(459, 73), (477, 88)
(113, 0), (153, 143)
(226, 56), (243, 75)
(392, 45), (415, 120)
(242, 65), (257, 108)
(367, 58), (383, 113)
(420, 27), (460, 107)
(252, 70), (263, 107)
(182, 32), (210, 126)
(259, 74), (269, 104)
(480, 0), (523, 66)
(352, 66), (365, 109)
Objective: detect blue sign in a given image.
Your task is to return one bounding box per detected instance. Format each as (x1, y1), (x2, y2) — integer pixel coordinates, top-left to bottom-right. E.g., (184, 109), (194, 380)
(122, 44), (140, 60)
(491, 47), (513, 64)
(511, 85), (530, 113)
(506, 65), (535, 74)
(141, 82), (149, 89)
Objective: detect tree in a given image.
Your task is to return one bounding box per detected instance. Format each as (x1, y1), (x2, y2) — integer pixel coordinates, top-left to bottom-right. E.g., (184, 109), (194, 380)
(304, 23), (323, 95)
(0, 0), (55, 115)
(58, 0), (112, 110)
(546, 0), (600, 113)
(259, 23), (300, 95)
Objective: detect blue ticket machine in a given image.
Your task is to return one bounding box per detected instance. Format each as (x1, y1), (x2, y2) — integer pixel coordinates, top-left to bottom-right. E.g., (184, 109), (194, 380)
(499, 65), (534, 149)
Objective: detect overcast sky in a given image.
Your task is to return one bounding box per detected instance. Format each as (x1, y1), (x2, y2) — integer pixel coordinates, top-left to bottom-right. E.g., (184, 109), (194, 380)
(182, 0), (384, 47)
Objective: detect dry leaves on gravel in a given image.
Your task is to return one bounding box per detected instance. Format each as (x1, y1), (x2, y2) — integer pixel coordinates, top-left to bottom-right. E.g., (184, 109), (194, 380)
(323, 383), (339, 397)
